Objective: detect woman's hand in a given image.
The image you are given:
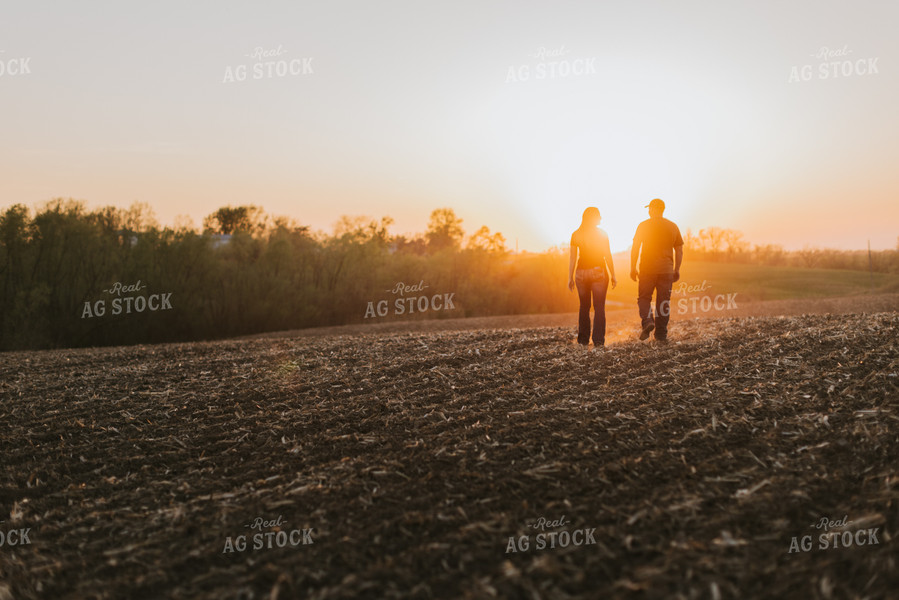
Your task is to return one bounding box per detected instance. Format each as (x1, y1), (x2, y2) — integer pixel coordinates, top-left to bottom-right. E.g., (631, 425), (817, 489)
(568, 279), (575, 291)
(610, 275), (617, 289)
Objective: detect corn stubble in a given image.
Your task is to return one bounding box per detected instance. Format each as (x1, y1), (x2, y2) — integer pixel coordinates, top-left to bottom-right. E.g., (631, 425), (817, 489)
(0, 312), (896, 599)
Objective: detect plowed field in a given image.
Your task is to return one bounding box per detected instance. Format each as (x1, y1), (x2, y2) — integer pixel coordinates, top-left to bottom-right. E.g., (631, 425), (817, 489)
(1, 306), (897, 599)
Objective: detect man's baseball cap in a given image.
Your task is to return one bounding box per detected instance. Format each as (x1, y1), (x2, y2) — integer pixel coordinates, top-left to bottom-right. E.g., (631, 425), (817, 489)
(645, 198), (665, 210)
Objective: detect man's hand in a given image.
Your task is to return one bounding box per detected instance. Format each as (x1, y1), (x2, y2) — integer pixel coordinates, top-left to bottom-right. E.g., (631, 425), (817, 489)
(568, 279), (575, 292)
(630, 268), (638, 282)
(672, 270), (680, 282)
(610, 275), (618, 290)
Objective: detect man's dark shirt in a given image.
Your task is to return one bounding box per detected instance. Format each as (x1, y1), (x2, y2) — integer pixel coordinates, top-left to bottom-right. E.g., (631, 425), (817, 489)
(633, 217), (683, 275)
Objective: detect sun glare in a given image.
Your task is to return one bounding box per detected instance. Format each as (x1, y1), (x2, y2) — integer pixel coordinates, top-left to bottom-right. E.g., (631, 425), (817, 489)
(485, 58), (731, 254)
(517, 127), (702, 253)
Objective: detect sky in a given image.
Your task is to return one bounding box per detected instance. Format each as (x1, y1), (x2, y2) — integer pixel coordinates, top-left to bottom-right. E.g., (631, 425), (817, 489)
(2, 0), (897, 252)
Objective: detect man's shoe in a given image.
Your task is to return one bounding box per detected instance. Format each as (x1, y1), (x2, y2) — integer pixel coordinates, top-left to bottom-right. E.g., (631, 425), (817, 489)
(639, 322), (655, 341)
(655, 337), (669, 345)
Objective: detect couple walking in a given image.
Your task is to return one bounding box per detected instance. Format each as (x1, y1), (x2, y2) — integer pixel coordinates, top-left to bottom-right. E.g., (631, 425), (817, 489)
(568, 198), (684, 347)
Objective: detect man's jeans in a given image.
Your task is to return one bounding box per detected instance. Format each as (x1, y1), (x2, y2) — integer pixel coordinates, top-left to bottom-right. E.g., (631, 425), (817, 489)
(638, 273), (674, 339)
(575, 267), (609, 346)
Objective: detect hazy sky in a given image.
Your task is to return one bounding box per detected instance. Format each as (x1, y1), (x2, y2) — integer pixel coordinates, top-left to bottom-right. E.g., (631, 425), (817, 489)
(2, 0), (897, 251)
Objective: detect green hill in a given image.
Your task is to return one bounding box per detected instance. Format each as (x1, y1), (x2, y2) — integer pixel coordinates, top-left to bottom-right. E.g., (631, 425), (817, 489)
(605, 259), (899, 303)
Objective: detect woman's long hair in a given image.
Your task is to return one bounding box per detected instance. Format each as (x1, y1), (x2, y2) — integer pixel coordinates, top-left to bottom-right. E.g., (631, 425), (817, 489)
(578, 207), (601, 232)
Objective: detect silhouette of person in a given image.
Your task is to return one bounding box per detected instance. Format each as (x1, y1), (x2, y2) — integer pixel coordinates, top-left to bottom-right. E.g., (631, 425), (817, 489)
(630, 199), (683, 343)
(569, 207), (617, 347)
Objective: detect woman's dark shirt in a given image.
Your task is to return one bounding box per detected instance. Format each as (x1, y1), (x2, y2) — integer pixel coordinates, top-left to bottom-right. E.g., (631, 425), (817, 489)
(571, 227), (609, 272)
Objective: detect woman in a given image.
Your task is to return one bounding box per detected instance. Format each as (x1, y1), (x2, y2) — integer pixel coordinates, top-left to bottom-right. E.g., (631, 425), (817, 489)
(568, 207), (617, 347)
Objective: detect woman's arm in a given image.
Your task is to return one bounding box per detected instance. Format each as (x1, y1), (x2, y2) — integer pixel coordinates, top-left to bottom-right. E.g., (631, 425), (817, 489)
(568, 236), (577, 291)
(603, 233), (617, 289)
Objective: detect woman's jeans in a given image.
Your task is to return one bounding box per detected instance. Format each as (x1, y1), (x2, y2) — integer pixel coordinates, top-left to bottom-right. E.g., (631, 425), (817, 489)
(575, 267), (609, 346)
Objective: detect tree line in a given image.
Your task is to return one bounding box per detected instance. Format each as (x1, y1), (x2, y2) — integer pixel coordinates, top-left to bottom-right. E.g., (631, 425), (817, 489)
(0, 200), (569, 350)
(683, 227), (899, 272)
(1, 200), (895, 350)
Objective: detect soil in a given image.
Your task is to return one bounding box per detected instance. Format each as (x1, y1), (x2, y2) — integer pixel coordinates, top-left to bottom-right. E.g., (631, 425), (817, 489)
(1, 298), (897, 599)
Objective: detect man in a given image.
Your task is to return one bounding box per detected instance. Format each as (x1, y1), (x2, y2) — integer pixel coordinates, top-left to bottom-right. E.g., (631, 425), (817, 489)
(630, 198), (683, 343)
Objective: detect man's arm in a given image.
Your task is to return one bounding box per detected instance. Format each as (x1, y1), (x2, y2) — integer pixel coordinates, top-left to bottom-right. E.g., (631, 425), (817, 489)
(672, 223), (684, 282)
(673, 245), (683, 282)
(630, 243), (640, 282)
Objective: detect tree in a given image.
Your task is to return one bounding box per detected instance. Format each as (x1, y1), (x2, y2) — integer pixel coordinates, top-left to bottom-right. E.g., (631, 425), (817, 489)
(723, 229), (748, 260)
(122, 202), (158, 233)
(0, 205), (31, 337)
(796, 246), (820, 268)
(682, 228), (700, 252)
(467, 225), (507, 253)
(391, 234), (428, 255)
(753, 243), (785, 266)
(426, 208), (464, 252)
(333, 215), (393, 245)
(698, 227), (726, 260)
(203, 205), (266, 235)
